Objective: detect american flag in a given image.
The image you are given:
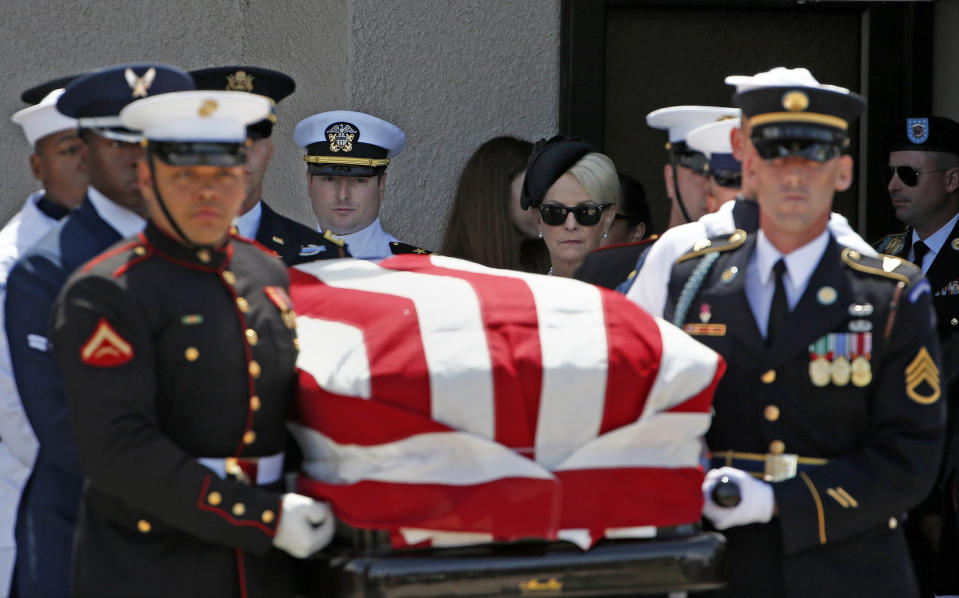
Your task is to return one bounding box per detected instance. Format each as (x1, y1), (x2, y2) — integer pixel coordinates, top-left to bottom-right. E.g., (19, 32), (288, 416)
(289, 255), (724, 549)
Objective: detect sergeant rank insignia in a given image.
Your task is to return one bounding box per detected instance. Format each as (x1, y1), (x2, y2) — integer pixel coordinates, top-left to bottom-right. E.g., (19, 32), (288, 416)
(905, 347), (940, 404)
(808, 332), (872, 387)
(81, 317), (134, 367)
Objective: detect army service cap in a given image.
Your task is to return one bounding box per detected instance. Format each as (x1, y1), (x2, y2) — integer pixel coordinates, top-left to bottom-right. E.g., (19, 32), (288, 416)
(190, 66), (295, 138)
(885, 116), (959, 156)
(120, 90), (270, 166)
(12, 88), (78, 148)
(58, 63), (194, 143)
(295, 110), (406, 177)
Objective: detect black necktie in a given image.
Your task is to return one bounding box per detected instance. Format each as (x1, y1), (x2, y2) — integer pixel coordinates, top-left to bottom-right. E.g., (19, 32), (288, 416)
(767, 259), (788, 347)
(913, 240), (930, 268)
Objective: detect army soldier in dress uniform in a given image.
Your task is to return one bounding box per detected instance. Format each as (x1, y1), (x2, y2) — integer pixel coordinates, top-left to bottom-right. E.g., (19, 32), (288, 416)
(190, 66), (349, 264)
(294, 110), (427, 259)
(51, 90), (333, 597)
(626, 68), (875, 317)
(665, 75), (944, 597)
(6, 63), (194, 598)
(874, 116), (959, 596)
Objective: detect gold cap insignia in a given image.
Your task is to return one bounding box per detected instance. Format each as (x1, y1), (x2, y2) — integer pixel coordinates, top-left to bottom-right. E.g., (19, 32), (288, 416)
(125, 67), (157, 98)
(906, 347), (940, 404)
(198, 99), (218, 118)
(327, 123), (357, 153)
(225, 70), (255, 92)
(782, 90), (809, 112)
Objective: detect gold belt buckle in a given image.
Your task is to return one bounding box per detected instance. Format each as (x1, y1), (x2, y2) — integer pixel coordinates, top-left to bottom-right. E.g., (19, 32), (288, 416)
(764, 453), (798, 482)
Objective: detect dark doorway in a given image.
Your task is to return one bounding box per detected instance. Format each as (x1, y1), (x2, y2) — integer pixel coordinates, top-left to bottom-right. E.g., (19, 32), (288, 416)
(561, 0), (933, 242)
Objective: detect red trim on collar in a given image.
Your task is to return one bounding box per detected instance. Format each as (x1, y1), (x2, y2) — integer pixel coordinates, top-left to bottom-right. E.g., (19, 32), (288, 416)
(139, 235), (226, 272)
(81, 240), (141, 274)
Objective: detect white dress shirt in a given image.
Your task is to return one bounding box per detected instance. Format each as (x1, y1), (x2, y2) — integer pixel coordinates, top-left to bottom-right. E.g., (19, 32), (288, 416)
(322, 217), (399, 260)
(235, 201), (263, 240)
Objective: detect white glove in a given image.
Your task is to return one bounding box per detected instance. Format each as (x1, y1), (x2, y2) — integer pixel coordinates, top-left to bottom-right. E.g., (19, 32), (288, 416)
(272, 493), (335, 558)
(701, 467), (775, 530)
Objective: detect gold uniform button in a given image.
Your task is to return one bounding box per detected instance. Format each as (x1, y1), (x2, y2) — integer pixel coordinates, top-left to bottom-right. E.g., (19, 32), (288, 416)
(248, 360), (261, 378)
(769, 440), (786, 455)
(137, 519), (151, 533)
(185, 347), (199, 361)
(197, 249), (212, 263)
(250, 395), (261, 411)
(236, 297), (249, 313)
(208, 491), (222, 506)
(222, 270), (236, 285)
(245, 329), (258, 345)
(952, 318), (958, 327)
(232, 503), (246, 517)
(889, 517), (898, 529)
(293, 337), (300, 351)
(761, 369), (776, 384)
(134, 246), (147, 256)
(764, 405), (780, 421)
(262, 510), (275, 524)
(243, 430), (256, 445)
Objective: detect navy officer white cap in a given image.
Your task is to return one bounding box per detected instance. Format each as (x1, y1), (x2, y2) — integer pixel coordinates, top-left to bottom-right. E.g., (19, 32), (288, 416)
(646, 106), (741, 143)
(11, 89), (77, 148)
(294, 110), (406, 157)
(119, 90), (271, 142)
(686, 116), (740, 159)
(725, 66), (850, 94)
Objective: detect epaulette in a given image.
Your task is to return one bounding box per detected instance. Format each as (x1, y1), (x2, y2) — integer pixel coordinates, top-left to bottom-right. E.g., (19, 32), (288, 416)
(872, 231), (909, 256)
(841, 248), (921, 285)
(82, 240), (151, 277)
(676, 229), (747, 264)
(390, 241), (433, 255)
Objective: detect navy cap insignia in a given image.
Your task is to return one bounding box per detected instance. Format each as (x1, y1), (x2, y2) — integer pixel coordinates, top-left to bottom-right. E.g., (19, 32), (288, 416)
(907, 118), (929, 144)
(225, 70), (255, 92)
(782, 90), (809, 112)
(327, 122), (358, 153)
(125, 67), (156, 98)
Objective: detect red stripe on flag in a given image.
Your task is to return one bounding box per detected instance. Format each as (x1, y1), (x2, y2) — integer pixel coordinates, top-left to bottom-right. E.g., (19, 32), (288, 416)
(290, 268), (431, 415)
(665, 355), (726, 414)
(373, 257), (545, 455)
(597, 290), (661, 434)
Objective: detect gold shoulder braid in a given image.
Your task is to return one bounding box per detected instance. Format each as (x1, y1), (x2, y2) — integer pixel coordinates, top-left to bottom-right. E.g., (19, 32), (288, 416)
(676, 229), (747, 264)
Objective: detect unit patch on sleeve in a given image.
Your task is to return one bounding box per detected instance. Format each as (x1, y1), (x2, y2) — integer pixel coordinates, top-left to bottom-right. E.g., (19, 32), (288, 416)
(80, 317), (134, 367)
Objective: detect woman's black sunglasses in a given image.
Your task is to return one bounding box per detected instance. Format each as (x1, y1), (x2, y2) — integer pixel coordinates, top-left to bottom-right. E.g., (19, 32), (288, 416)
(880, 165), (948, 187)
(538, 203), (612, 226)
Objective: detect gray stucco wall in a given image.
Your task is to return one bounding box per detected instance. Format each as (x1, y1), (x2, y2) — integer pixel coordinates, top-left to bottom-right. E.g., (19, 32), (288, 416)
(1, 0), (560, 251)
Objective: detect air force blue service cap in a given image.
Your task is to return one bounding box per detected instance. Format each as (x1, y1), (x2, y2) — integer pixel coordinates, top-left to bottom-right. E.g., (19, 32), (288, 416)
(294, 110), (406, 177)
(729, 66), (865, 163)
(120, 90), (271, 166)
(190, 66), (295, 139)
(12, 88), (78, 148)
(646, 106), (740, 174)
(884, 116), (959, 156)
(686, 117), (742, 189)
(58, 63), (194, 144)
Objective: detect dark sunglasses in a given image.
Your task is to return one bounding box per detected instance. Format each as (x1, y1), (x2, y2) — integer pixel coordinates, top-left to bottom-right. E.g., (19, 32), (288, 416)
(880, 165), (948, 187)
(538, 203), (612, 226)
(753, 140), (842, 163)
(710, 169), (742, 189)
(675, 150), (708, 175)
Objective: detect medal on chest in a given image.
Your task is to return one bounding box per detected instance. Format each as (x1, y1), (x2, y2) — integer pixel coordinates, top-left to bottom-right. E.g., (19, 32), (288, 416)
(808, 336), (831, 387)
(830, 333), (851, 386)
(850, 333), (872, 387)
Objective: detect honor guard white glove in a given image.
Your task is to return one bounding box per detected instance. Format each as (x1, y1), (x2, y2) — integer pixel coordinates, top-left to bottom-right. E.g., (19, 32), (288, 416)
(702, 467), (775, 530)
(272, 493), (335, 558)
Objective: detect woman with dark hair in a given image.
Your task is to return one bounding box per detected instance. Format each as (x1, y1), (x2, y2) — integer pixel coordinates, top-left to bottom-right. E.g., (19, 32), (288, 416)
(442, 136), (549, 272)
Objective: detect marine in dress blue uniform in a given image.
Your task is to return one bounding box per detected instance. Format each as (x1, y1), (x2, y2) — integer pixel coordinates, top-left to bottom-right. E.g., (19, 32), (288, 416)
(52, 90), (332, 597)
(665, 73), (944, 597)
(190, 66), (349, 265)
(5, 63), (193, 598)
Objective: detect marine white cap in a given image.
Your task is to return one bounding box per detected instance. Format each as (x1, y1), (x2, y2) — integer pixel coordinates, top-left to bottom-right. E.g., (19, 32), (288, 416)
(646, 106), (742, 143)
(11, 89), (77, 148)
(120, 90), (271, 142)
(686, 116), (740, 159)
(725, 66), (850, 95)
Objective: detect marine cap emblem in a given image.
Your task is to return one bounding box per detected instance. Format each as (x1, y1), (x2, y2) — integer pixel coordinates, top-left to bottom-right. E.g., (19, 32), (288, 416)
(782, 90), (809, 112)
(907, 118), (929, 144)
(326, 122), (358, 153)
(198, 99), (218, 117)
(125, 67), (157, 98)
(225, 70), (255, 92)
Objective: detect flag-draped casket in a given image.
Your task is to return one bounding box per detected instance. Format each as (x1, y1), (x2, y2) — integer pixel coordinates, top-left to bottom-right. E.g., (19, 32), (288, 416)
(289, 255), (724, 550)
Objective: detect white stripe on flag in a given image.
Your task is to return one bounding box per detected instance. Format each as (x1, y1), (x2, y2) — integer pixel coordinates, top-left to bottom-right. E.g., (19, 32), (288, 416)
(400, 528), (495, 547)
(296, 260), (496, 440)
(643, 317), (720, 417)
(427, 256), (610, 469)
(295, 316), (371, 399)
(289, 422), (555, 486)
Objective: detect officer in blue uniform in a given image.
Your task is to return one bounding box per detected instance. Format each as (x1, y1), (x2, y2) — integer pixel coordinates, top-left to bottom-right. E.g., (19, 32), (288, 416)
(52, 89), (332, 597)
(190, 66), (349, 264)
(666, 75), (944, 597)
(5, 63), (194, 598)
